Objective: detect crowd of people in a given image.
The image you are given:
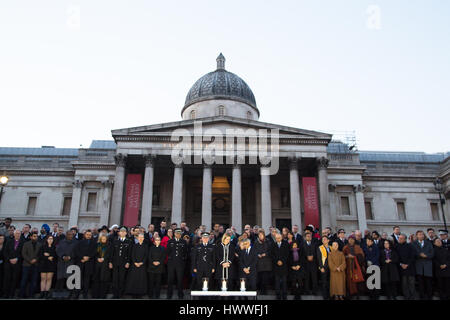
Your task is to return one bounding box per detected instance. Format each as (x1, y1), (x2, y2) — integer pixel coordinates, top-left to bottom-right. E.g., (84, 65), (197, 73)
(0, 216), (449, 300)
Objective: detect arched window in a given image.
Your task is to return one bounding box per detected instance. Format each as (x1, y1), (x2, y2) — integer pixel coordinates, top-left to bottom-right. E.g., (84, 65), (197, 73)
(247, 111), (252, 119)
(218, 105), (225, 116)
(190, 110), (196, 120)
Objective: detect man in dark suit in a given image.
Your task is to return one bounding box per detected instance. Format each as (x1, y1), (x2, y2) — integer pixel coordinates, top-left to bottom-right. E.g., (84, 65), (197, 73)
(391, 226), (401, 246)
(439, 230), (449, 250)
(74, 229), (97, 299)
(106, 226), (132, 298)
(292, 225), (303, 245)
(3, 229), (23, 298)
(20, 224), (32, 243)
(372, 231), (384, 250)
(270, 233), (290, 299)
(336, 229), (348, 251)
(239, 238), (257, 291)
(396, 233), (416, 300)
(191, 232), (215, 290)
(158, 221), (168, 239)
(302, 232), (318, 294)
(166, 228), (188, 299)
(412, 230), (434, 300)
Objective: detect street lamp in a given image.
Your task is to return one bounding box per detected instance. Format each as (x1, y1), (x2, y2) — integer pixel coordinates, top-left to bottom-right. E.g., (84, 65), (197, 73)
(433, 178), (447, 231)
(0, 174), (9, 204)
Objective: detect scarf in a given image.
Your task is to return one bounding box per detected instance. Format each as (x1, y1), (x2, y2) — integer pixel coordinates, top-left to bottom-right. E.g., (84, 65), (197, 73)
(97, 243), (108, 258)
(319, 245), (328, 266)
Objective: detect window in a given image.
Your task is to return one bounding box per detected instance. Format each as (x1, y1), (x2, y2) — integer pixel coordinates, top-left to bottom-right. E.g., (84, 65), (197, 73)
(365, 200), (373, 220)
(26, 197), (37, 215)
(190, 110), (196, 119)
(218, 105), (225, 116)
(340, 196), (350, 215)
(430, 203), (440, 221)
(86, 192), (97, 212)
(396, 201), (406, 220)
(62, 197), (72, 216)
(247, 111), (252, 119)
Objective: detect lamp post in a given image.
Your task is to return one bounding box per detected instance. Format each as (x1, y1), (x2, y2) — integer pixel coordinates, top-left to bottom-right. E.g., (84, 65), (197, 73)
(0, 174), (9, 205)
(433, 178), (447, 231)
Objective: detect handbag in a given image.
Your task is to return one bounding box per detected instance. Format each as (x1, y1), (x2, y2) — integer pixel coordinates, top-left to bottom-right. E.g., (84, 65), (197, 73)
(351, 257), (365, 283)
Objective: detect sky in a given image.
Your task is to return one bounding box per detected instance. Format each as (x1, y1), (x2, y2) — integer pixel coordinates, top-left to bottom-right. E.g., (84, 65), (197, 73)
(0, 0), (449, 153)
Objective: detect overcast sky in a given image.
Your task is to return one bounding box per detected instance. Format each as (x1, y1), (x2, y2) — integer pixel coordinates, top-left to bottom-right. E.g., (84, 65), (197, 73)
(0, 0), (449, 153)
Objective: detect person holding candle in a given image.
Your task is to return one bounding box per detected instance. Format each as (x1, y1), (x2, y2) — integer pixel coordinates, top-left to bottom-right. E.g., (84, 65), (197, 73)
(238, 238), (257, 292)
(191, 232), (215, 291)
(215, 233), (236, 292)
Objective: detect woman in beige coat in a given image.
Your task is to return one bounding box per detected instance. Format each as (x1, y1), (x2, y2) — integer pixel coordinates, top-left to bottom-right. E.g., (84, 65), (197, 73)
(328, 241), (346, 300)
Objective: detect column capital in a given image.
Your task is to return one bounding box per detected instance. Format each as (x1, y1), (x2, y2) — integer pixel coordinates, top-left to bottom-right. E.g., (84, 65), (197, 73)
(174, 163), (184, 169)
(316, 157), (329, 169)
(203, 163), (213, 169)
(353, 184), (366, 193)
(72, 179), (84, 188)
(144, 154), (156, 167)
(114, 153), (127, 167)
(328, 183), (337, 192)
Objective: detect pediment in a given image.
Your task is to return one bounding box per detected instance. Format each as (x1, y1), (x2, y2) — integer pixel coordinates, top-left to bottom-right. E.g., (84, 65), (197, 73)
(112, 116), (332, 141)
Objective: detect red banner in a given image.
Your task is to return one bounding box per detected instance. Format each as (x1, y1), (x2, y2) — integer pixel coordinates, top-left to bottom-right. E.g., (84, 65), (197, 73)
(302, 177), (319, 229)
(123, 174), (142, 227)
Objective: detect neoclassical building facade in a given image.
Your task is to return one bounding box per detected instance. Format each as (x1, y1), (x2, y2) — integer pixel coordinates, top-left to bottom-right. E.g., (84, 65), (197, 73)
(0, 54), (449, 235)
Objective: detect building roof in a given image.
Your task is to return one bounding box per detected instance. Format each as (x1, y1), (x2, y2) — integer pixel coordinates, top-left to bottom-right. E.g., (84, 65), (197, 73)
(89, 140), (117, 149)
(327, 142), (448, 163)
(182, 53), (258, 114)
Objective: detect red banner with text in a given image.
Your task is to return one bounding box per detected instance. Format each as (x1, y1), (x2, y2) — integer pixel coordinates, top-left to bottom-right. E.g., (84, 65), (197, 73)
(302, 177), (319, 229)
(123, 173), (142, 227)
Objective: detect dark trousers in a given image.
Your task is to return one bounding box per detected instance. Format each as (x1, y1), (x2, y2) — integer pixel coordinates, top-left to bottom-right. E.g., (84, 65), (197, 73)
(401, 275), (416, 300)
(437, 277), (450, 300)
(19, 265), (39, 298)
(274, 274), (287, 299)
(148, 272), (162, 298)
(417, 275), (433, 300)
(257, 271), (271, 294)
(319, 270), (330, 299)
(3, 262), (21, 297)
(167, 263), (185, 298)
(304, 268), (318, 293)
(80, 270), (92, 296)
(92, 280), (108, 299)
(382, 281), (398, 299)
(112, 266), (128, 298)
(242, 273), (257, 291)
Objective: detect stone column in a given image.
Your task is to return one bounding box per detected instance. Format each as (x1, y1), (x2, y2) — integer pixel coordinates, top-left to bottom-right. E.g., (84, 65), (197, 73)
(289, 158), (302, 231)
(354, 184), (368, 231)
(328, 184), (338, 231)
(260, 165), (272, 232)
(232, 163), (242, 234)
(99, 180), (113, 226)
(201, 165), (212, 231)
(317, 157), (331, 230)
(141, 155), (156, 228)
(110, 154), (127, 226)
(68, 179), (83, 227)
(171, 164), (183, 224)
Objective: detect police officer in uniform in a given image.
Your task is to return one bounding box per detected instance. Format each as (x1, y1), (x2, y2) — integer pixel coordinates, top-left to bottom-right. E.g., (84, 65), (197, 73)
(192, 232), (215, 290)
(166, 228), (188, 299)
(107, 226), (132, 298)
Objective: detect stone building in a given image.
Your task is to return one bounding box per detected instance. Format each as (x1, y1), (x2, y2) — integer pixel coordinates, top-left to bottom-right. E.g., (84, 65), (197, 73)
(0, 54), (449, 235)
